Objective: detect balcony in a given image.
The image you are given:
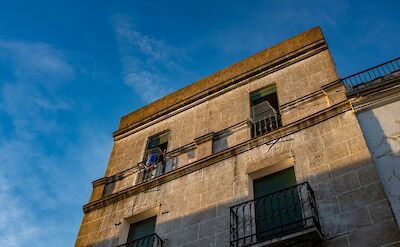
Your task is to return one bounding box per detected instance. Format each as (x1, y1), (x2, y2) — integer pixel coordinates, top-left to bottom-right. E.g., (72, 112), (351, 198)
(230, 182), (322, 247)
(137, 148), (168, 183)
(252, 114), (282, 138)
(344, 57), (400, 93)
(116, 233), (164, 247)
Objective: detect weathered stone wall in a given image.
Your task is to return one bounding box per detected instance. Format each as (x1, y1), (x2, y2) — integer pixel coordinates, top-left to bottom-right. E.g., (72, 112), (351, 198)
(76, 30), (400, 247)
(104, 49), (339, 179)
(357, 99), (400, 229)
(76, 110), (400, 247)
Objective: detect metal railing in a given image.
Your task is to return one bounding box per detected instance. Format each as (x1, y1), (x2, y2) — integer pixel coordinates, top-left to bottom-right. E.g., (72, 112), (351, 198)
(252, 114), (282, 137)
(229, 182), (321, 247)
(137, 148), (168, 183)
(116, 233), (164, 247)
(343, 57), (400, 91)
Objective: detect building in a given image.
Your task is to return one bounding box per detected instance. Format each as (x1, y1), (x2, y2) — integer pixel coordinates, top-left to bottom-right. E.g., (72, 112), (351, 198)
(75, 27), (400, 247)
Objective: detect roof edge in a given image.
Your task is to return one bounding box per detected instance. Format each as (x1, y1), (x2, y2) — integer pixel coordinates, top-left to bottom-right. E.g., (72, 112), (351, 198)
(116, 26), (325, 135)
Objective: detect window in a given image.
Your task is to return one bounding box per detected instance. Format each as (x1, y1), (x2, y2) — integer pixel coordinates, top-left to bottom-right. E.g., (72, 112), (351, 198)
(253, 167), (302, 241)
(137, 132), (169, 183)
(250, 85), (282, 137)
(127, 217), (156, 243)
(123, 217), (164, 247)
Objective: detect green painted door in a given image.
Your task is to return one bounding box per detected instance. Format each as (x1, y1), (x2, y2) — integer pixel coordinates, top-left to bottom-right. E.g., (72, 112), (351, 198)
(253, 167), (302, 241)
(127, 216), (156, 246)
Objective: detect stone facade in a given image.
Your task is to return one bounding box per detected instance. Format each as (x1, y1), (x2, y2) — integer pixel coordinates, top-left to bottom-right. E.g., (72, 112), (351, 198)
(75, 27), (400, 247)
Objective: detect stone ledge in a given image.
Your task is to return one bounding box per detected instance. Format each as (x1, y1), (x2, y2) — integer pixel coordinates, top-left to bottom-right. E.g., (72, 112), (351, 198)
(114, 27), (327, 139)
(113, 43), (328, 141)
(92, 120), (251, 188)
(83, 100), (352, 213)
(348, 77), (400, 112)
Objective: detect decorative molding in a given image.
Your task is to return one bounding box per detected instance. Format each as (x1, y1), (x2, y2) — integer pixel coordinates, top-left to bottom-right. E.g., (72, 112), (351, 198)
(113, 42), (328, 141)
(83, 100), (351, 213)
(348, 76), (400, 112)
(93, 120), (251, 188)
(280, 79), (343, 112)
(194, 132), (215, 145)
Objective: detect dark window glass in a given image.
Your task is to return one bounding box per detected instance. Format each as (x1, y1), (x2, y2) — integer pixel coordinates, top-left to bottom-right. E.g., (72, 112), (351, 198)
(127, 217), (157, 246)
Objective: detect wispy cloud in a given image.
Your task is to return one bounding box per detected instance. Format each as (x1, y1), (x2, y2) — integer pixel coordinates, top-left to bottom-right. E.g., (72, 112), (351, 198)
(0, 40), (111, 247)
(112, 15), (187, 103)
(0, 40), (74, 83)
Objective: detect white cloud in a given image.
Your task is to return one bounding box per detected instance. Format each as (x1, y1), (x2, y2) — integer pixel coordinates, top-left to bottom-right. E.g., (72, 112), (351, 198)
(0, 40), (74, 83)
(0, 40), (111, 247)
(112, 15), (186, 103)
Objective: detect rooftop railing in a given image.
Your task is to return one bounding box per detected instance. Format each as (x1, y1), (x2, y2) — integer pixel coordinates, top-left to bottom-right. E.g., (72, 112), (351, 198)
(344, 57), (400, 92)
(229, 182), (321, 247)
(116, 233), (164, 247)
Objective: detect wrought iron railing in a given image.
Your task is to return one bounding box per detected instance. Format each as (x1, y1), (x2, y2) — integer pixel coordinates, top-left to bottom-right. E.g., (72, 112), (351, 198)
(252, 114), (282, 137)
(344, 57), (400, 91)
(116, 233), (164, 247)
(230, 182), (321, 247)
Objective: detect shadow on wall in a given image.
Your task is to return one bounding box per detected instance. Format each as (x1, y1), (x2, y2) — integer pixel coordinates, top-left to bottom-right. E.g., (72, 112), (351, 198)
(356, 105), (400, 227)
(78, 149), (400, 247)
(213, 130), (233, 154)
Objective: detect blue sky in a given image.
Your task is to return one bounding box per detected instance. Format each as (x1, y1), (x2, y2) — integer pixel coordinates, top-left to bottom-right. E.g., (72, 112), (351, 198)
(0, 0), (399, 246)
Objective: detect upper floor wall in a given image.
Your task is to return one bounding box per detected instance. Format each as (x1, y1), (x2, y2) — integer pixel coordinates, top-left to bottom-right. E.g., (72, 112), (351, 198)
(98, 27), (345, 198)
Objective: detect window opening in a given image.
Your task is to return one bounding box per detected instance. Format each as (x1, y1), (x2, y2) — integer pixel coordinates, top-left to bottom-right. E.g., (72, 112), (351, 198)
(138, 132), (169, 183)
(250, 86), (282, 137)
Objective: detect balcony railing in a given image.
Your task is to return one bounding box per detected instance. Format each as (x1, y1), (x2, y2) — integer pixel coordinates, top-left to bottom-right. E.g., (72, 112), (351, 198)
(230, 182), (321, 247)
(252, 114), (282, 137)
(116, 233), (164, 247)
(344, 57), (400, 92)
(137, 148), (168, 183)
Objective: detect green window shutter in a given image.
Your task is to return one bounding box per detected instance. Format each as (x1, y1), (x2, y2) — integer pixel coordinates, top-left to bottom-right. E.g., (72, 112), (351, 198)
(127, 216), (156, 242)
(253, 167), (302, 241)
(253, 167), (297, 197)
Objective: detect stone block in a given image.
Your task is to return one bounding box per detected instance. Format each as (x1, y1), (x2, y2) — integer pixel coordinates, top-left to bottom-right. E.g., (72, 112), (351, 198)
(346, 135), (368, 154)
(338, 182), (386, 212)
(321, 235), (349, 247)
(182, 206), (217, 228)
(157, 217), (182, 235)
(368, 199), (395, 224)
(199, 214), (229, 238)
(317, 196), (340, 220)
(308, 163), (331, 186)
(338, 111), (357, 127)
(89, 183), (106, 202)
(356, 165), (379, 185)
(216, 230), (230, 247)
(308, 151), (327, 169)
(293, 137), (324, 158)
(184, 193), (201, 213)
(329, 149), (373, 178)
(314, 172), (360, 200)
(182, 236), (216, 247)
(166, 224), (199, 246)
(324, 143), (350, 163)
(321, 207), (371, 237)
(347, 219), (400, 247)
(78, 218), (103, 237)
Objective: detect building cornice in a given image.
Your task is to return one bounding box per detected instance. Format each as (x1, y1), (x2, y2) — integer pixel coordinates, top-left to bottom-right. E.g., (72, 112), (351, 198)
(113, 40), (328, 140)
(83, 100), (352, 213)
(349, 77), (400, 112)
